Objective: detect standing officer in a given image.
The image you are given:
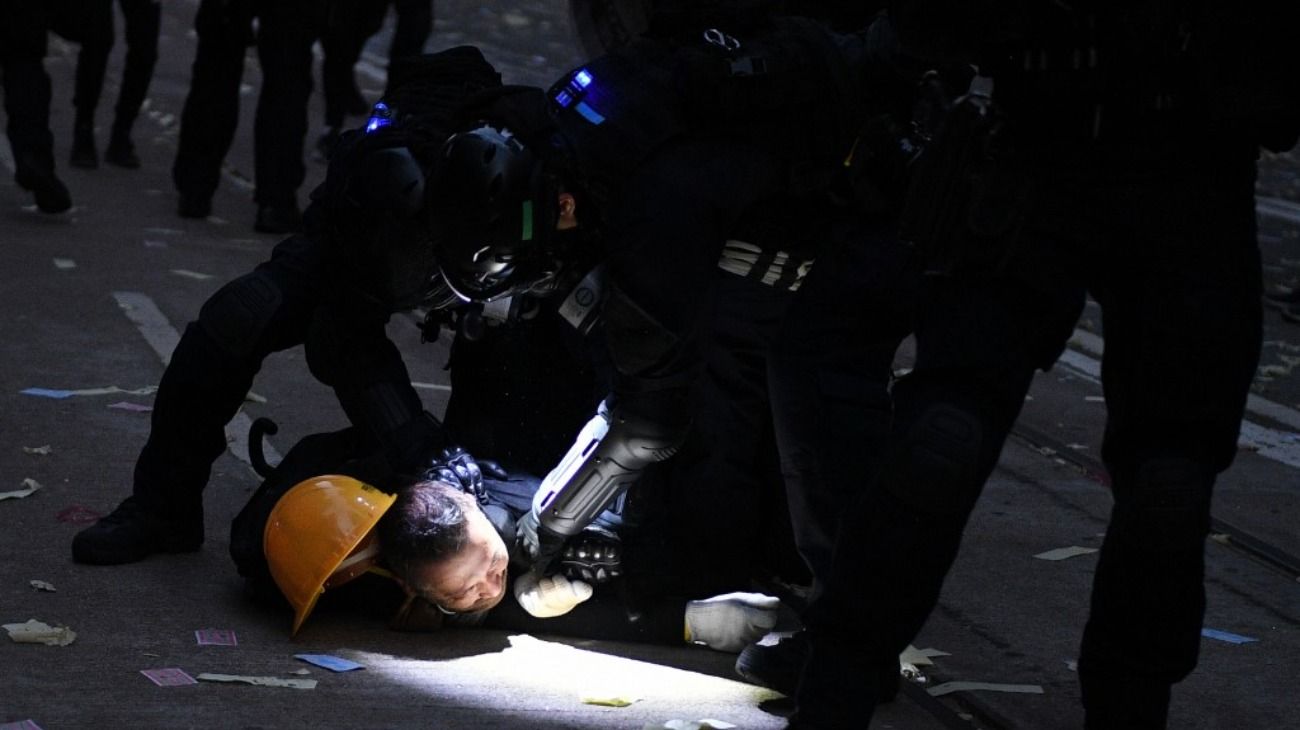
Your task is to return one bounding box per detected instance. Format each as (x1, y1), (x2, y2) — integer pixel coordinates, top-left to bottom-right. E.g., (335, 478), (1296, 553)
(1, 1), (72, 213)
(790, 3), (1300, 728)
(53, 0), (161, 169)
(171, 0), (329, 233)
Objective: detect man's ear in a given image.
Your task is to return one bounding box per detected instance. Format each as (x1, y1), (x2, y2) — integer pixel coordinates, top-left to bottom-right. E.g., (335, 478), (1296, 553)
(557, 192), (578, 230)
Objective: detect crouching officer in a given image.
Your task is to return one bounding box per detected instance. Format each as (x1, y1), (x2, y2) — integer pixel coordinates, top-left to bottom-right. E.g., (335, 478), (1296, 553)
(71, 47), (508, 567)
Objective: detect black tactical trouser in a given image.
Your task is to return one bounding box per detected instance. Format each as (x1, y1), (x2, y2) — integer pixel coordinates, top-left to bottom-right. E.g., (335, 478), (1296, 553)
(0, 3), (56, 177)
(171, 0), (255, 201)
(796, 131), (1262, 729)
(767, 221), (918, 605)
(132, 233), (439, 524)
(54, 0), (160, 136)
(251, 0), (326, 207)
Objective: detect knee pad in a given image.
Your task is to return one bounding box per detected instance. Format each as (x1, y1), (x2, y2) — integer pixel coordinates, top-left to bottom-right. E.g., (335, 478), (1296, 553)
(197, 271), (282, 361)
(1113, 458), (1212, 553)
(883, 404), (983, 516)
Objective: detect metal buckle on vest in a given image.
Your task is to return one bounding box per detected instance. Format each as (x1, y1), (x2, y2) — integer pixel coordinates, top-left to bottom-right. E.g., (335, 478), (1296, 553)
(703, 28), (741, 52)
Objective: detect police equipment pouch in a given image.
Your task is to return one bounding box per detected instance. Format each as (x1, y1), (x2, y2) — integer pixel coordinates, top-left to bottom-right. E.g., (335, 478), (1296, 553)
(898, 76), (1031, 274)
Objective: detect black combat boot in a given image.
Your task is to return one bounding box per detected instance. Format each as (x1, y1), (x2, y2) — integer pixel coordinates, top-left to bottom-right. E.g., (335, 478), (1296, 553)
(72, 496), (203, 565)
(15, 159), (72, 214)
(738, 629), (901, 702)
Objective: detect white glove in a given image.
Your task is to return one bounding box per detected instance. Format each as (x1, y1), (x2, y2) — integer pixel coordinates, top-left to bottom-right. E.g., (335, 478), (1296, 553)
(513, 569), (594, 618)
(684, 592), (781, 653)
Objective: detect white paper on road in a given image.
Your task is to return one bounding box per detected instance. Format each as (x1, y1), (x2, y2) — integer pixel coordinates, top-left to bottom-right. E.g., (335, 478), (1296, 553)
(196, 673), (317, 689)
(900, 645), (951, 667)
(22, 445), (52, 455)
(643, 721), (737, 730)
(927, 681), (1044, 697)
(1033, 546), (1099, 561)
(52, 258), (76, 269)
(0, 479), (42, 501)
(29, 580), (56, 592)
(3, 619), (76, 646)
(171, 269), (214, 280)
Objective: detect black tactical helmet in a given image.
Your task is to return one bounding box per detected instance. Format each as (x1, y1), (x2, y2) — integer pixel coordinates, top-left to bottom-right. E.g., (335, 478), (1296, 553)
(428, 124), (559, 301)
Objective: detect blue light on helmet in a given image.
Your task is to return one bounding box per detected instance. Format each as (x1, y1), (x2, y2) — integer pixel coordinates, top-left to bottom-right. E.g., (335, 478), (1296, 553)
(365, 102), (393, 133)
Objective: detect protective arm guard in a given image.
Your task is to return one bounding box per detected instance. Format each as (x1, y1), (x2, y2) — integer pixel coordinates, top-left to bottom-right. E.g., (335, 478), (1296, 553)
(529, 399), (684, 570)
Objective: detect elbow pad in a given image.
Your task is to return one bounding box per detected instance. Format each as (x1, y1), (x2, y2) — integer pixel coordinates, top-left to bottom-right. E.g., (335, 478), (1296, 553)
(534, 399), (685, 541)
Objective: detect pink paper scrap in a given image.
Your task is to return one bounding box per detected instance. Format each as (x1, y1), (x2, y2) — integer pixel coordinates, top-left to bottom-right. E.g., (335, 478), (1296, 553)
(141, 668), (198, 687)
(195, 629), (238, 646)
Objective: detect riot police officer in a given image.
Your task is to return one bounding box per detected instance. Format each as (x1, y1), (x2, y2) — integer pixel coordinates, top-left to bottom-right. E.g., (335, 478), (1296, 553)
(789, 3), (1300, 728)
(72, 46), (506, 566)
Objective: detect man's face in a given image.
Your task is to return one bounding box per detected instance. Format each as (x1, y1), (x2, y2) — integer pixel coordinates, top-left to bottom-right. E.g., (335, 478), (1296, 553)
(409, 507), (510, 614)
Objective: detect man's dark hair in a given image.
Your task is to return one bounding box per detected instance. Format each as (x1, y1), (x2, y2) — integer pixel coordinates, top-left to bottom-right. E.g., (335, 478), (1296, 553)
(377, 480), (479, 581)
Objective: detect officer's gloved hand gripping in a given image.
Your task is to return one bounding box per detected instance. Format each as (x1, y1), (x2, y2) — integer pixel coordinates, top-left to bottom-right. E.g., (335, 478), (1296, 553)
(515, 397), (684, 573)
(421, 446), (507, 504)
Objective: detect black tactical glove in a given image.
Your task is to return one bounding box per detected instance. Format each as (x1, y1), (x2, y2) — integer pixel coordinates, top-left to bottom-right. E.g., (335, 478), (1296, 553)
(421, 446), (506, 504)
(560, 525), (624, 585)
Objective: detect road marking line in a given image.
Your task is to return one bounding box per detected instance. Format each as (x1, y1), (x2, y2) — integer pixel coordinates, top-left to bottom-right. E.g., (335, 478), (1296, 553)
(112, 291), (280, 467)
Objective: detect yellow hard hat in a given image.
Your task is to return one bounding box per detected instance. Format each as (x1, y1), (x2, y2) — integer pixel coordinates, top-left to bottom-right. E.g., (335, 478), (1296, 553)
(264, 475), (397, 636)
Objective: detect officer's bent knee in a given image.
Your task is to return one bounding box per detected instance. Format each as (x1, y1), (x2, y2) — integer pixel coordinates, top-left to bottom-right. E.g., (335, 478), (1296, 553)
(197, 272), (283, 361)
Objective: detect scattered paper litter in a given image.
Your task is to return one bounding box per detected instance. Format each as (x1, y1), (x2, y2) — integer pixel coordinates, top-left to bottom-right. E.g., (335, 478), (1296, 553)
(244, 391), (267, 404)
(0, 719), (44, 730)
(643, 721), (736, 730)
(1033, 546), (1099, 561)
(29, 580), (56, 592)
(55, 504), (103, 524)
(22, 445), (52, 455)
(3, 619), (76, 646)
(581, 693), (640, 707)
(108, 401), (153, 413)
(288, 668), (312, 676)
(295, 654), (363, 672)
(900, 645), (950, 667)
(1, 479), (42, 501)
(927, 681), (1044, 697)
(1201, 628), (1258, 645)
(171, 269), (214, 281)
(21, 385), (157, 399)
(141, 668), (198, 687)
(196, 673), (317, 690)
(195, 629), (238, 646)
(52, 258), (76, 270)
(1066, 660), (1078, 672)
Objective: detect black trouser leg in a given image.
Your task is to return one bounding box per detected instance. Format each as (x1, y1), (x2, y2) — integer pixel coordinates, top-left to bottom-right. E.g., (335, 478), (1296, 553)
(769, 228), (917, 604)
(795, 272), (1083, 727)
(132, 236), (324, 519)
(1, 12), (56, 175)
(252, 4), (317, 206)
(172, 0), (253, 200)
(111, 0), (161, 140)
(390, 0), (433, 61)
